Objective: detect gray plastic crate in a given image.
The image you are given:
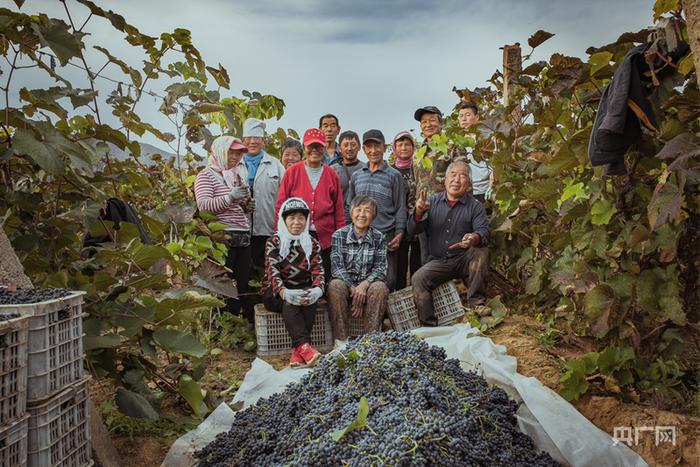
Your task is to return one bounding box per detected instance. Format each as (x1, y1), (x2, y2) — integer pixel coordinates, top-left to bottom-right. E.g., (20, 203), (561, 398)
(348, 314), (365, 338)
(0, 315), (28, 426)
(27, 377), (91, 467)
(388, 282), (464, 332)
(0, 292), (85, 403)
(254, 302), (333, 356)
(0, 414), (28, 467)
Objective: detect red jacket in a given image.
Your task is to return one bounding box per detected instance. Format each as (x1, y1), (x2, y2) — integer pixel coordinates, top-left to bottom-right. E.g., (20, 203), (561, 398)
(276, 162), (346, 250)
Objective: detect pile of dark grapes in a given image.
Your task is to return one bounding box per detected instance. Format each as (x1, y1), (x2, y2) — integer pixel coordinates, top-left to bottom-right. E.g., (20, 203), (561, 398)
(0, 313), (21, 321)
(0, 287), (72, 305)
(196, 332), (560, 467)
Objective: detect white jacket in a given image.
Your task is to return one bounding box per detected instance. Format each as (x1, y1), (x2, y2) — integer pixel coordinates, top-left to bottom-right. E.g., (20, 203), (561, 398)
(241, 152), (285, 237)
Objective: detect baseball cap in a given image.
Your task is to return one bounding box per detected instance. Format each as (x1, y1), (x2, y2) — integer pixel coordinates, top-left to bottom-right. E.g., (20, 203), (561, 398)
(303, 128), (326, 147)
(414, 106), (443, 122)
(229, 138), (248, 152)
(362, 129), (385, 144)
(281, 197), (310, 219)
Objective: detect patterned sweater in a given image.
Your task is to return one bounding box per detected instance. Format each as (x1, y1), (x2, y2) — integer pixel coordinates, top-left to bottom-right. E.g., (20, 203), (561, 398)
(262, 234), (325, 296)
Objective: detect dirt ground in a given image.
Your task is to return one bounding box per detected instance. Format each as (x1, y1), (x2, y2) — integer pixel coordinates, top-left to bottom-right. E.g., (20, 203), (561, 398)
(91, 314), (700, 467)
(486, 315), (700, 467)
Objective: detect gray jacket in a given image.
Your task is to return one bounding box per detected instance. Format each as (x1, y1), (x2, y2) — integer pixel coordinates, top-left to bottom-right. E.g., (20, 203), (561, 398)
(241, 153), (285, 236)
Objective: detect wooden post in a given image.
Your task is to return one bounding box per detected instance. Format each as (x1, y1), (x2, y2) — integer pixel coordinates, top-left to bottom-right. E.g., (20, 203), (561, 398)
(502, 43), (522, 107)
(682, 0), (700, 90)
(88, 398), (122, 467)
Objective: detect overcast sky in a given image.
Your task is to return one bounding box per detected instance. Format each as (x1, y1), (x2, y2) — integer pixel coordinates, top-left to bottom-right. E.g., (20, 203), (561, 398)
(9, 0), (655, 154)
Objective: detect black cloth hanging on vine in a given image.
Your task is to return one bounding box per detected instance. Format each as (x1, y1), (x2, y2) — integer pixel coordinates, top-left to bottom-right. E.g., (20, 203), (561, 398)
(588, 44), (657, 176)
(588, 36), (689, 176)
(82, 198), (151, 250)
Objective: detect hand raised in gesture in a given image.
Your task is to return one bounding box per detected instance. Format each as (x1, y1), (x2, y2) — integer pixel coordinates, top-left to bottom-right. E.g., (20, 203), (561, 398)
(414, 189), (430, 218)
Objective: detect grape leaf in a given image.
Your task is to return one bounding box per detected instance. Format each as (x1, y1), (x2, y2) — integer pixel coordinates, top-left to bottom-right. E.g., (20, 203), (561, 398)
(590, 199), (617, 226)
(331, 397), (369, 441)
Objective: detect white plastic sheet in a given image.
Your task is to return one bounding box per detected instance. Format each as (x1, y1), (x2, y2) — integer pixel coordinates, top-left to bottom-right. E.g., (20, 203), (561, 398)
(163, 324), (647, 467)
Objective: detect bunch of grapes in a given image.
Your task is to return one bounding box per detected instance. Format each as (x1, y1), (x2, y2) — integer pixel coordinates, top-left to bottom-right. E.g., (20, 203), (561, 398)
(0, 313), (21, 321)
(0, 287), (72, 305)
(196, 332), (559, 467)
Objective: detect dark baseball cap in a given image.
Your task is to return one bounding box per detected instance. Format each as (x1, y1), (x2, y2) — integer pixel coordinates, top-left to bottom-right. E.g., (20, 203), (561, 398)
(281, 197), (310, 219)
(414, 106), (443, 121)
(362, 129), (385, 144)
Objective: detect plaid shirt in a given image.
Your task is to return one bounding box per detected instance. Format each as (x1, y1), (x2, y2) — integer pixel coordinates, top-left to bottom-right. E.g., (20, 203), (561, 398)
(330, 225), (387, 286)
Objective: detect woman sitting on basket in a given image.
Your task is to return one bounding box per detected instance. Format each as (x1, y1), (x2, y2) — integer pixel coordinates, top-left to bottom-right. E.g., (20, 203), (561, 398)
(262, 197), (325, 367)
(327, 195), (389, 342)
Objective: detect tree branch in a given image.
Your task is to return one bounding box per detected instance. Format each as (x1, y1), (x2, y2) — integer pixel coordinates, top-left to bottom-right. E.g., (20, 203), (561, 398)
(3, 49), (19, 134)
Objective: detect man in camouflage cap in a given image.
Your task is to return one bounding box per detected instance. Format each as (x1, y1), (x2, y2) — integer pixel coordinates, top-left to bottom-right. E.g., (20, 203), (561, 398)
(413, 106), (468, 196)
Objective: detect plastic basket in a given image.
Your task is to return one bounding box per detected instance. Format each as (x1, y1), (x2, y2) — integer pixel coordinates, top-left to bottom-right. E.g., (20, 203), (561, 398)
(387, 288), (422, 332)
(388, 282), (464, 332)
(27, 377), (91, 467)
(0, 315), (28, 426)
(0, 292), (85, 403)
(348, 315), (365, 338)
(254, 303), (333, 356)
(433, 282), (466, 326)
(0, 415), (28, 467)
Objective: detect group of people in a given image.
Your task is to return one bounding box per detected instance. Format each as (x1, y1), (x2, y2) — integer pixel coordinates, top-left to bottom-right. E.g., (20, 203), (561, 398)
(194, 104), (493, 367)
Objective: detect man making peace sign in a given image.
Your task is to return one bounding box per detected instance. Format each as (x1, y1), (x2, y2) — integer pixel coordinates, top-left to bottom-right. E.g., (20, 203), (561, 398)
(407, 161), (490, 325)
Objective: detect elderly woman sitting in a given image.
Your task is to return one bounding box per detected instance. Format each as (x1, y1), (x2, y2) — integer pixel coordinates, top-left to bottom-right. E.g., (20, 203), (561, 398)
(327, 195), (389, 341)
(262, 197), (325, 367)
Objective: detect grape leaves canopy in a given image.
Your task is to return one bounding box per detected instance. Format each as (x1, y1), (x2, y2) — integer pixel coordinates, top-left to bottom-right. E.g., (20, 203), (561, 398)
(0, 0), (698, 417)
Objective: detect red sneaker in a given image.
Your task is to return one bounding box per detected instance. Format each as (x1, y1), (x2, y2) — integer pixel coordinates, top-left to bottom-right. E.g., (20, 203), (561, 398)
(290, 346), (305, 367)
(297, 342), (321, 367)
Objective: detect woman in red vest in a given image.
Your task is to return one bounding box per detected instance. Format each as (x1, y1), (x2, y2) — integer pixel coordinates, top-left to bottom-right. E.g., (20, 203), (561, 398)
(276, 128), (345, 283)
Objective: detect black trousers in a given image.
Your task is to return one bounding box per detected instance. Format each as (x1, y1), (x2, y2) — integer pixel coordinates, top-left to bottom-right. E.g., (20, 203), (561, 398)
(263, 289), (317, 348)
(381, 230), (402, 292)
(309, 232), (332, 285)
(251, 235), (269, 279)
(225, 243), (254, 323)
(395, 237), (422, 290)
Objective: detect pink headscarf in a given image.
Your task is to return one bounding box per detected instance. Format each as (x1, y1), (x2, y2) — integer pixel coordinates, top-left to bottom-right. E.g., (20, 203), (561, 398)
(207, 136), (247, 188)
(392, 131), (415, 169)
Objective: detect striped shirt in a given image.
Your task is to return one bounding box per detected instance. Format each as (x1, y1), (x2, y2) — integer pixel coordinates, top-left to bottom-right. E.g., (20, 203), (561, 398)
(347, 162), (407, 235)
(194, 169), (249, 230)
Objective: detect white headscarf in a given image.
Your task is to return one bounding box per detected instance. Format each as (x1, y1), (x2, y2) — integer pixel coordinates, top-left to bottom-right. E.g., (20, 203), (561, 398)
(277, 197), (313, 263)
(207, 136), (245, 188)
